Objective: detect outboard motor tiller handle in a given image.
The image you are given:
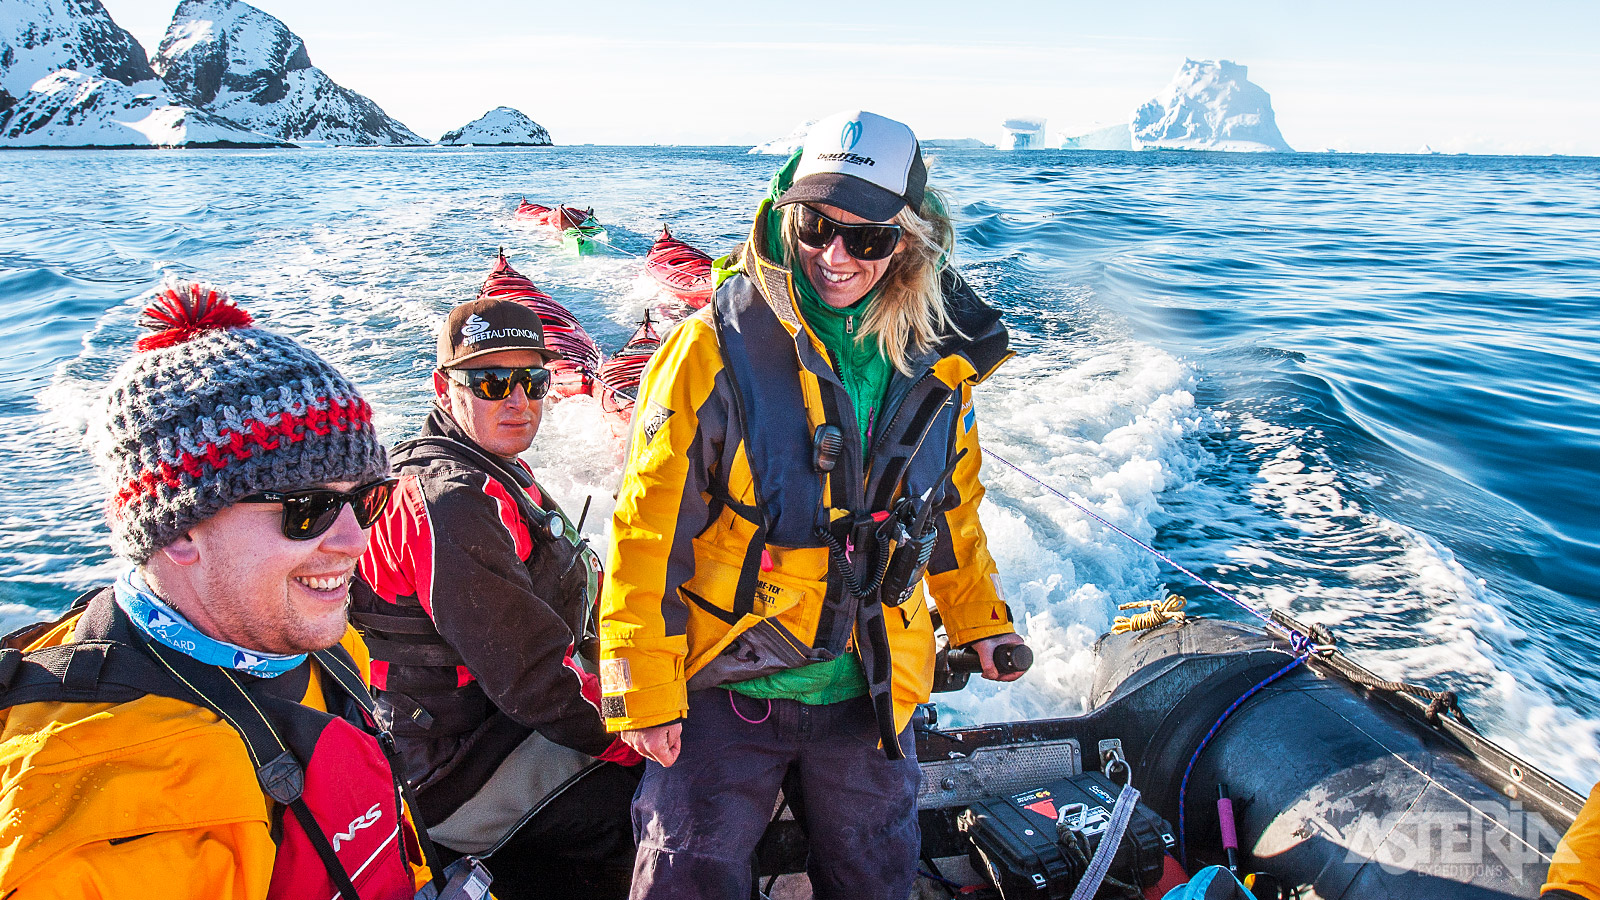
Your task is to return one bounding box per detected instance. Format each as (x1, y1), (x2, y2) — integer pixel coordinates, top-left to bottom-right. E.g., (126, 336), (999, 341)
(948, 644), (1034, 676)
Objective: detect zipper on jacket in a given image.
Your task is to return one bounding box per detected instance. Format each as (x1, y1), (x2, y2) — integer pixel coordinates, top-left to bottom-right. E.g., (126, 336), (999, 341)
(866, 369), (938, 473)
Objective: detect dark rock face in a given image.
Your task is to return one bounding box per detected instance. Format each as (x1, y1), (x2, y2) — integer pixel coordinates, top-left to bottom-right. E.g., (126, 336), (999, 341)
(151, 0), (423, 145)
(1, 0), (158, 98)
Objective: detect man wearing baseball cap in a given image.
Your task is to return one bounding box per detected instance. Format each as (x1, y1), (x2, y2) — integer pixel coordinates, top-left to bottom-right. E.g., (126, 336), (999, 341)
(600, 110), (1024, 898)
(0, 282), (463, 898)
(354, 294), (640, 899)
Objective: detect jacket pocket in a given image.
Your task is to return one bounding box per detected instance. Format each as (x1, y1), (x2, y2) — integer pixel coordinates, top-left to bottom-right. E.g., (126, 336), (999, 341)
(685, 615), (833, 692)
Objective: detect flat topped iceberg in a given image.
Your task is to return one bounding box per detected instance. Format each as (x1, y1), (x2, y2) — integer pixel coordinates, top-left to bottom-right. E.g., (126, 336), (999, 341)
(1059, 123), (1133, 151)
(1132, 59), (1292, 152)
(0, 68), (283, 147)
(749, 119), (814, 155)
(151, 0), (423, 145)
(440, 107), (551, 145)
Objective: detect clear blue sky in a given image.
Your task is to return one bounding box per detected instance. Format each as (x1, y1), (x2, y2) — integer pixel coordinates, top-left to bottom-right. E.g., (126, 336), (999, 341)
(101, 0), (1600, 153)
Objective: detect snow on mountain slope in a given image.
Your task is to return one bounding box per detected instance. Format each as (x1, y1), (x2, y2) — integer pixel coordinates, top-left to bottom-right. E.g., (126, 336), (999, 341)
(151, 0), (422, 145)
(0, 0), (155, 116)
(439, 106), (551, 145)
(1132, 59), (1292, 152)
(0, 68), (282, 147)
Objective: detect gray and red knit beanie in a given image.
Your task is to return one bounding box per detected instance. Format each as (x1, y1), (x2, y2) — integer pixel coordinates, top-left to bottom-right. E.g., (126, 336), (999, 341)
(91, 281), (389, 562)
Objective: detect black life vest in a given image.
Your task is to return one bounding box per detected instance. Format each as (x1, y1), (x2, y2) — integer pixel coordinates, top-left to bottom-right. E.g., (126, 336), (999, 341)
(708, 264), (1007, 755)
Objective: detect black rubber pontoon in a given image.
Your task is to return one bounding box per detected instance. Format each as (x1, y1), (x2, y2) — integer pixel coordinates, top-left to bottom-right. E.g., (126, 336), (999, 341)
(759, 613), (1583, 898)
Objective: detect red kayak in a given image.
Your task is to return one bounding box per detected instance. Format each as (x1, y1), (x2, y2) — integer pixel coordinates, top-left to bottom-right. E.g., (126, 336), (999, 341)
(477, 250), (603, 400)
(644, 225), (713, 309)
(514, 199), (554, 225)
(594, 311), (663, 427)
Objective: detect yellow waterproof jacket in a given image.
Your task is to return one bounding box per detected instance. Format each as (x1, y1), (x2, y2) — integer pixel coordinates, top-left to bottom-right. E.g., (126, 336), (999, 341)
(599, 211), (1016, 733)
(0, 599), (433, 898)
(1547, 781), (1600, 899)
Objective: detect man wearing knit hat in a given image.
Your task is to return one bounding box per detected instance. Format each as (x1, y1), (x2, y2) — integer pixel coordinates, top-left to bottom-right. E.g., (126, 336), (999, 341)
(353, 295), (640, 900)
(0, 283), (466, 899)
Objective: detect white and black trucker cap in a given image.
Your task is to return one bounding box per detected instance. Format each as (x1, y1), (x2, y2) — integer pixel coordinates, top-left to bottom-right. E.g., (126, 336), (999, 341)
(775, 110), (927, 222)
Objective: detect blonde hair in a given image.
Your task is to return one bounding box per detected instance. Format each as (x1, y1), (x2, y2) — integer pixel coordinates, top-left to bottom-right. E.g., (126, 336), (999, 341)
(781, 188), (961, 374)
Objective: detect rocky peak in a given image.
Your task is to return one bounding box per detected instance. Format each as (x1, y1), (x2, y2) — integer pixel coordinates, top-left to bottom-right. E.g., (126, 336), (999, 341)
(1, 0), (156, 116)
(151, 0), (422, 145)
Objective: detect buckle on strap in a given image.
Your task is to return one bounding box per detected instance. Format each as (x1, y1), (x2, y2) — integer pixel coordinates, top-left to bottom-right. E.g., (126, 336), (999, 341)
(258, 750), (305, 804)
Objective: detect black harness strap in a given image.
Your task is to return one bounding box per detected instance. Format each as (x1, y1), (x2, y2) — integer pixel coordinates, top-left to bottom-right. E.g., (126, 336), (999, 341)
(348, 608), (440, 635)
(711, 294), (775, 622)
(314, 648), (451, 891)
(354, 636), (463, 668)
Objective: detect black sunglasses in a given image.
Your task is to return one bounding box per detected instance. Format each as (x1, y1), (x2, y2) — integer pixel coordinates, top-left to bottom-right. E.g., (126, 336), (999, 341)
(446, 365), (552, 402)
(794, 205), (903, 261)
(239, 478), (398, 541)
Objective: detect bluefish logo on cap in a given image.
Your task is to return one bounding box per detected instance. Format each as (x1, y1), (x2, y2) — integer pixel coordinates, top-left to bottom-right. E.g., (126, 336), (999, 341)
(840, 119), (863, 151)
(461, 313), (492, 339)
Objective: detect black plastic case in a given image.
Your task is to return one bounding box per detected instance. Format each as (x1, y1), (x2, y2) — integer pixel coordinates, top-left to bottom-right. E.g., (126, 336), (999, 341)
(957, 771), (1175, 899)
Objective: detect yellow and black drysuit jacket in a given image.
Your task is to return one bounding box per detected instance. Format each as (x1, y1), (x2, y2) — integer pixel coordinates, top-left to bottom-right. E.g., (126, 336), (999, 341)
(598, 208), (1016, 740)
(1547, 781), (1600, 899)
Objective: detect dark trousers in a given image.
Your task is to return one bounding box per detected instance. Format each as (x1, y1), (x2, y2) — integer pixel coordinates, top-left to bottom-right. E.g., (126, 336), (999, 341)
(449, 761), (641, 900)
(629, 690), (922, 900)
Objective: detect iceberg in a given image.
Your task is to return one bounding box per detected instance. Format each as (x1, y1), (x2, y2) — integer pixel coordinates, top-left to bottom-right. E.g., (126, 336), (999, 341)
(1059, 123), (1134, 151)
(999, 116), (1047, 150)
(749, 119), (814, 155)
(1131, 59), (1292, 152)
(0, 68), (283, 147)
(151, 0), (423, 145)
(923, 138), (993, 150)
(440, 107), (551, 146)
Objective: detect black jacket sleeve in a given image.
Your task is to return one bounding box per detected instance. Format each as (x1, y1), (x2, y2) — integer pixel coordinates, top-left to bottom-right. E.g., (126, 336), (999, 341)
(420, 467), (613, 757)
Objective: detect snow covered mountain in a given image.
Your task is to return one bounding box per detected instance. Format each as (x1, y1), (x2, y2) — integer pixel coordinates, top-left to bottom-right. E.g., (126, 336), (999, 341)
(1131, 59), (1292, 152)
(1, 68), (281, 147)
(439, 107), (550, 145)
(0, 0), (280, 147)
(1, 0), (155, 117)
(151, 0), (422, 145)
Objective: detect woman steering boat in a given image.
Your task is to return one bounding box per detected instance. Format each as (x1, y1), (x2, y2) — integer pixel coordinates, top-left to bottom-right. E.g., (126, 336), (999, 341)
(595, 109), (1030, 899)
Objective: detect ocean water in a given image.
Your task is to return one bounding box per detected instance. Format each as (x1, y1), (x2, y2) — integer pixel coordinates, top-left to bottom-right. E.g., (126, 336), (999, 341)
(2, 146), (1597, 789)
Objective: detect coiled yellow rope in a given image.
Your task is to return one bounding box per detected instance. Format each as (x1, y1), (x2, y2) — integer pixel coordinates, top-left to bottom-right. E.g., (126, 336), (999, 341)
(1112, 595), (1187, 634)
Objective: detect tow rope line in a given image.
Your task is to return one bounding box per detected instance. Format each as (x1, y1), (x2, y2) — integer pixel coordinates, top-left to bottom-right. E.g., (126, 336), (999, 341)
(985, 449), (1297, 640)
(984, 447), (1315, 866)
(579, 366), (638, 407)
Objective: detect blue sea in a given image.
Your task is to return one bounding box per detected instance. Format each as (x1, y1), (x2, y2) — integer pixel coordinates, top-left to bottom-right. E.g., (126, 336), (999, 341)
(2, 147), (1597, 788)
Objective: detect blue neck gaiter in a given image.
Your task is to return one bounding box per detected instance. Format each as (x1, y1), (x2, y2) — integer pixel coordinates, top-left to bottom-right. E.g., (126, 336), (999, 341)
(114, 569), (307, 678)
